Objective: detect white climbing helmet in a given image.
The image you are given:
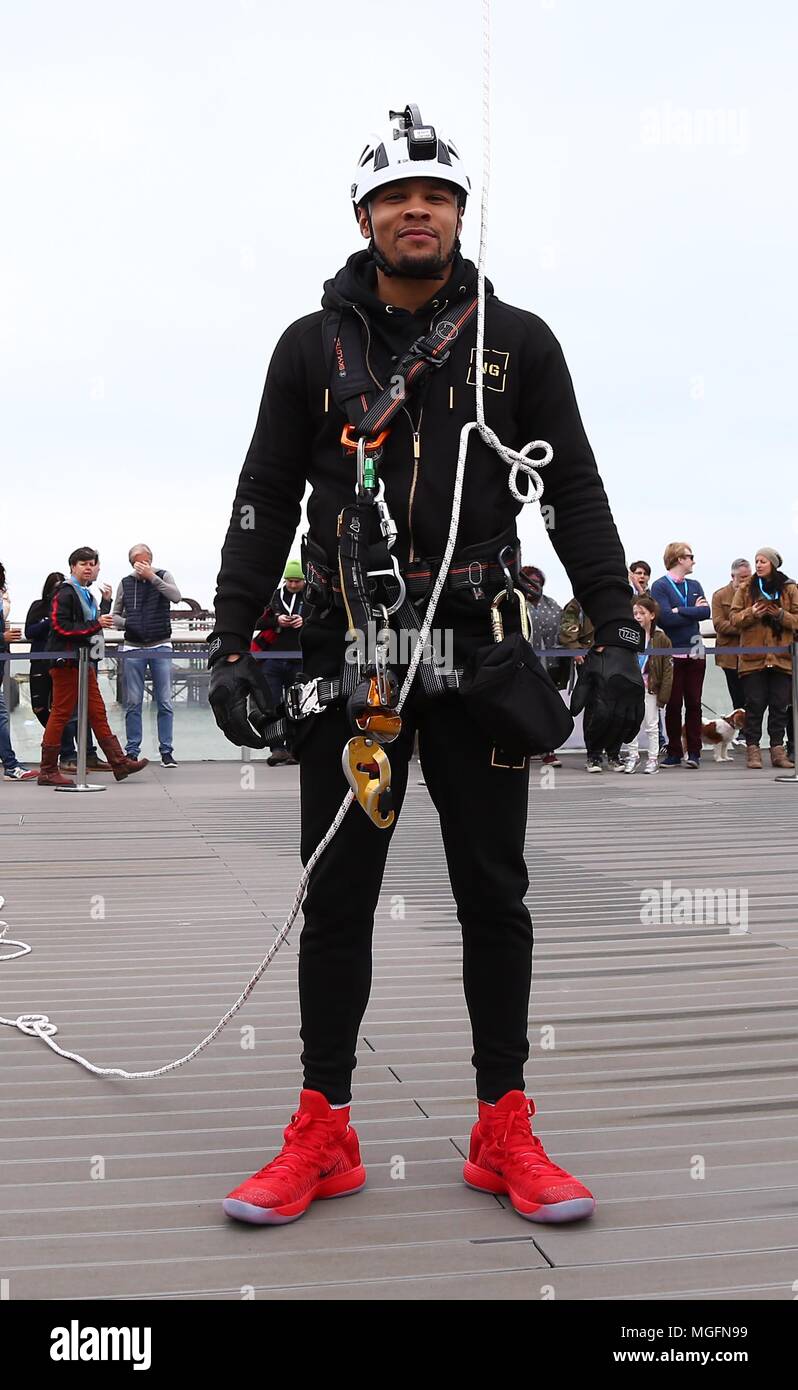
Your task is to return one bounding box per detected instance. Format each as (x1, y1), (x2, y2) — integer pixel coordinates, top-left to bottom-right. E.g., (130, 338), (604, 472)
(351, 104), (471, 217)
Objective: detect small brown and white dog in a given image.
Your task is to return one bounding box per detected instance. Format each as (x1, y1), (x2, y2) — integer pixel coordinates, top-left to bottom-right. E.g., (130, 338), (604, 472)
(682, 709), (746, 762)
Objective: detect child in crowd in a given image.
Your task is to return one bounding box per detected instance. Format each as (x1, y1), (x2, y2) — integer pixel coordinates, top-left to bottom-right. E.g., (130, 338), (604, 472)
(623, 596), (673, 774)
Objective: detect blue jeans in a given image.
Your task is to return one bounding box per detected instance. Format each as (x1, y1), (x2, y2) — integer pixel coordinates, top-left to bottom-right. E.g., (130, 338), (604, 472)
(123, 648), (174, 757)
(0, 688), (20, 772)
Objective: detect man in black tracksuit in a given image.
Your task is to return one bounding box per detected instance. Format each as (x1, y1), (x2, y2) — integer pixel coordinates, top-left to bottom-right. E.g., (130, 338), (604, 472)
(208, 105), (643, 1228)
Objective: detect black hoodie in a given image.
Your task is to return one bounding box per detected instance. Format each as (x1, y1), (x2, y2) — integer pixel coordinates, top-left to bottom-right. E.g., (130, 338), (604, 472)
(210, 249), (634, 655)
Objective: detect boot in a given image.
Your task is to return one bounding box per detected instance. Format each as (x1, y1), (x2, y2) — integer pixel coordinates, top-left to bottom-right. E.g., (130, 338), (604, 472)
(86, 751), (112, 772)
(770, 745), (795, 769)
(38, 745), (75, 787)
(60, 752), (110, 773)
(746, 744), (763, 769)
(98, 735), (149, 781)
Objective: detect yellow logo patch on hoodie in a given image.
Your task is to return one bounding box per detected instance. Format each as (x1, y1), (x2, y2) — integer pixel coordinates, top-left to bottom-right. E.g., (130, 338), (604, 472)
(467, 348), (509, 393)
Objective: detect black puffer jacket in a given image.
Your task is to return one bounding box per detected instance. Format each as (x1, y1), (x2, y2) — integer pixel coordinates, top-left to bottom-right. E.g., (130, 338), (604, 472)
(210, 249), (633, 656)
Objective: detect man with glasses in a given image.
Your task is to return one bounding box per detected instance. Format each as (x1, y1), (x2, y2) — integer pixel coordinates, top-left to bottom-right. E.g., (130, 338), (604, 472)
(651, 542), (710, 768)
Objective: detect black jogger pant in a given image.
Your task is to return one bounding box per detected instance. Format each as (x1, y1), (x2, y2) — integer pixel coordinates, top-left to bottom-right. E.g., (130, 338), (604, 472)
(723, 666), (745, 711)
(741, 667), (791, 747)
(296, 694), (533, 1106)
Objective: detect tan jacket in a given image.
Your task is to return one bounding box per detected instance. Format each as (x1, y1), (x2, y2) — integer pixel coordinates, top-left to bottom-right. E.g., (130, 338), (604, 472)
(711, 581), (742, 671)
(730, 579), (798, 675)
(559, 598), (594, 651)
(646, 629), (673, 705)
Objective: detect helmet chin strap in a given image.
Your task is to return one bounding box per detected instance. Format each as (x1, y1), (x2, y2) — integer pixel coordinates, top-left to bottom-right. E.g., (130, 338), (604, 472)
(368, 236), (461, 280)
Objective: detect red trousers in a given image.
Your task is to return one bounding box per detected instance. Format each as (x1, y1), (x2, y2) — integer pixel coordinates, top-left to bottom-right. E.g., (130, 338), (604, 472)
(665, 657), (706, 758)
(43, 666), (114, 747)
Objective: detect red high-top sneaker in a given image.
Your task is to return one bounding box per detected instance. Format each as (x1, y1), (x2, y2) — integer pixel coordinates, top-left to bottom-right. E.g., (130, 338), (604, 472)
(223, 1089), (366, 1225)
(464, 1090), (595, 1223)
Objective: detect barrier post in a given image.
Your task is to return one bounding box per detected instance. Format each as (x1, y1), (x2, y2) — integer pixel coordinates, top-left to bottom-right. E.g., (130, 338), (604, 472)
(775, 638), (798, 784)
(53, 647), (105, 793)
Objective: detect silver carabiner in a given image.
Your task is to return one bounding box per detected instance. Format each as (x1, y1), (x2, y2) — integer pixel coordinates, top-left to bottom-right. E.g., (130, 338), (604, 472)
(382, 556), (407, 616)
(374, 477), (398, 550)
(374, 605), (392, 706)
(498, 544), (517, 602)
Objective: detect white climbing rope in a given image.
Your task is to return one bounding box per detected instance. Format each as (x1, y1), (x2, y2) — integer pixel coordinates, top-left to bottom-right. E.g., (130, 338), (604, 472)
(0, 0), (552, 1077)
(0, 900), (31, 962)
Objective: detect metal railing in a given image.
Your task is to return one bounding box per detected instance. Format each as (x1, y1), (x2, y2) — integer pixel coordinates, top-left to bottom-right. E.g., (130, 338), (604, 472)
(1, 640), (795, 775)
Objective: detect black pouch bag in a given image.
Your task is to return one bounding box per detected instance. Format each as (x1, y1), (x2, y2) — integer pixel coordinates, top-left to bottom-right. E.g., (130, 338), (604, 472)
(459, 631), (575, 756)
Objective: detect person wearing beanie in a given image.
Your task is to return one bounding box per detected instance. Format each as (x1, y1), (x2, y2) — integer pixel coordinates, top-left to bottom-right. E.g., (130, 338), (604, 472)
(730, 548), (798, 769)
(251, 561), (306, 767)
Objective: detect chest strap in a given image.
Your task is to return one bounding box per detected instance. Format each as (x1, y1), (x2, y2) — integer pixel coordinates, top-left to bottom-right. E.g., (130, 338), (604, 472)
(323, 297), (479, 448)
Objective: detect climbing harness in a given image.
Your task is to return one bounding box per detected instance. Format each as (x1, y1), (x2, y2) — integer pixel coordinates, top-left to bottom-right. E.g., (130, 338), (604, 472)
(323, 293), (479, 449)
(0, 0), (553, 1077)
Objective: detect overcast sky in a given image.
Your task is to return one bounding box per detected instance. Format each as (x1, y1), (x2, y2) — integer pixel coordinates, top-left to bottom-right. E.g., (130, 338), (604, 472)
(1, 0), (795, 618)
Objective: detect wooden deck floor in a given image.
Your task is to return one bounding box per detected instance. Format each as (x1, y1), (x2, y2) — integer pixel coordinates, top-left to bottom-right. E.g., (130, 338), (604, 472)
(1, 752), (797, 1301)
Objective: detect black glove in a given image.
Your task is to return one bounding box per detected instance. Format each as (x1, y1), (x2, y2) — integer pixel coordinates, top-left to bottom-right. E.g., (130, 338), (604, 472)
(570, 620), (645, 750)
(208, 653), (275, 748)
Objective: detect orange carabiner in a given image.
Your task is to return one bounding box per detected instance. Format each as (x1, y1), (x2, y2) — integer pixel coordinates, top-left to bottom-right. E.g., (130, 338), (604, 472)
(340, 425), (391, 455)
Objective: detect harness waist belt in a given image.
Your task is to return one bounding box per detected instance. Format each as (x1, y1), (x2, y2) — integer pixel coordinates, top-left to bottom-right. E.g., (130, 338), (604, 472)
(303, 536), (522, 611)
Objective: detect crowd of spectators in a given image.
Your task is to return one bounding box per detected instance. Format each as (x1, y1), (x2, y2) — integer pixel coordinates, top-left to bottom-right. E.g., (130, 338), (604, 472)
(2, 541), (795, 780)
(546, 541), (796, 772)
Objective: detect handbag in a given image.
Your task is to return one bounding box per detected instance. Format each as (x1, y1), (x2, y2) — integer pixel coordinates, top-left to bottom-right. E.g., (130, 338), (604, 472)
(458, 591), (575, 758)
